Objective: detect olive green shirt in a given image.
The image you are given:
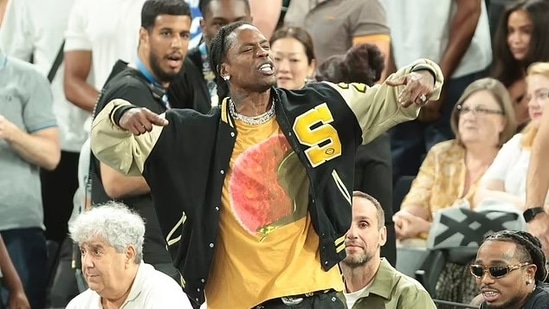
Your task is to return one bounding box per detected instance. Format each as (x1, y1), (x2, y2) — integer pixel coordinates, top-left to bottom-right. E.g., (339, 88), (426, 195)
(339, 259), (436, 309)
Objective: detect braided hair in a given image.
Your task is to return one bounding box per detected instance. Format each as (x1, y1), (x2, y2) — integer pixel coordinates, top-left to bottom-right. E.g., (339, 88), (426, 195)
(483, 230), (548, 282)
(208, 21), (252, 101)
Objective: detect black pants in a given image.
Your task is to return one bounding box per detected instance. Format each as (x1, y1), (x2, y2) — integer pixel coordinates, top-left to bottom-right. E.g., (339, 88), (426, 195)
(254, 291), (345, 309)
(40, 151), (80, 243)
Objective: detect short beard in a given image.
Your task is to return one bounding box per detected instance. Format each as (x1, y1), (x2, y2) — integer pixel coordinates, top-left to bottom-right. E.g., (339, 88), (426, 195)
(485, 295), (522, 309)
(149, 52), (178, 83)
(342, 253), (373, 268)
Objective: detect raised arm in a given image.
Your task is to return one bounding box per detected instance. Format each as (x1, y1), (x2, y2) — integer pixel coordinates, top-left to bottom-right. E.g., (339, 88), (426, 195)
(327, 58), (443, 144)
(526, 102), (549, 210)
(525, 101), (549, 255)
(91, 99), (168, 176)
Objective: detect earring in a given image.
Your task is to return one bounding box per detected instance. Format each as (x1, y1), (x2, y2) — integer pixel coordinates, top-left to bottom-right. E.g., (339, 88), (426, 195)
(526, 279), (533, 285)
(223, 76), (230, 81)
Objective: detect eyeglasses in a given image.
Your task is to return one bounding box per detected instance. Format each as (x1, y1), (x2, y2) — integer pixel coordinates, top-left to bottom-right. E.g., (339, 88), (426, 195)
(469, 262), (530, 279)
(456, 104), (504, 116)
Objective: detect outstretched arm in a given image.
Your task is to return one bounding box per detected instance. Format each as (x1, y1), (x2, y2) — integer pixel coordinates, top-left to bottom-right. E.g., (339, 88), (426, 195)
(327, 58), (444, 144)
(90, 99), (168, 176)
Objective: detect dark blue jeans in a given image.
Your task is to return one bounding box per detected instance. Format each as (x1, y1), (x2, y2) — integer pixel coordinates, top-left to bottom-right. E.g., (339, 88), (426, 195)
(0, 228), (48, 309)
(390, 70), (486, 183)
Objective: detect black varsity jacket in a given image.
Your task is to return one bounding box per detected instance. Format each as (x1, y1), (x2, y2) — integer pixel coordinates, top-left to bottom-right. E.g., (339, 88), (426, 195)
(90, 59), (443, 306)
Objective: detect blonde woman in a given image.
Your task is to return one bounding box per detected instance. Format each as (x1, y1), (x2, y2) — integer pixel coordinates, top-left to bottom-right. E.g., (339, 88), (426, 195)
(394, 78), (517, 241)
(476, 62), (549, 210)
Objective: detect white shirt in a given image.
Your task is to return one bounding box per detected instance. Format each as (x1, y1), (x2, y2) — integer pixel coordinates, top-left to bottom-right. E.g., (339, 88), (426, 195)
(0, 0), (89, 152)
(344, 284), (370, 309)
(482, 133), (549, 204)
(383, 0), (492, 79)
(64, 0), (146, 132)
(66, 263), (192, 309)
(64, 0), (145, 91)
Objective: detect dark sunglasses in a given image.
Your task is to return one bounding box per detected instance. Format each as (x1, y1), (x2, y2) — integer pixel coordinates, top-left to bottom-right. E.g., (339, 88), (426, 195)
(469, 262), (530, 279)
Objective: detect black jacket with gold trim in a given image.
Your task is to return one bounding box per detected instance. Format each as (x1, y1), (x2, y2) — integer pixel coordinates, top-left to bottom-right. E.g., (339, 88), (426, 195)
(90, 59), (443, 306)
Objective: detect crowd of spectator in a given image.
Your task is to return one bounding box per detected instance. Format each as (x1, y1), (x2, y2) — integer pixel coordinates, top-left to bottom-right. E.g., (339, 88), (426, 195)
(1, 0), (549, 308)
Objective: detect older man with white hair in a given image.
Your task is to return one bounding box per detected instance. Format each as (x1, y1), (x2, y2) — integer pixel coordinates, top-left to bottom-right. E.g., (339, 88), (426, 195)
(67, 202), (192, 309)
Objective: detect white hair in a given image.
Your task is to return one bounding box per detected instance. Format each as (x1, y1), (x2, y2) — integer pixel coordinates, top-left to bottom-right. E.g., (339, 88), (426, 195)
(69, 201), (145, 263)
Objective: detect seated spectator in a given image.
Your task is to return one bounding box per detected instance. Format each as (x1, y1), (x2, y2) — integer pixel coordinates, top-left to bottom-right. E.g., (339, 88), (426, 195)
(0, 235), (30, 309)
(66, 202), (192, 309)
(393, 78), (517, 242)
(472, 230), (549, 308)
(476, 62), (549, 210)
(315, 43), (396, 265)
(338, 191), (436, 308)
(491, 0), (549, 130)
(270, 26), (316, 90)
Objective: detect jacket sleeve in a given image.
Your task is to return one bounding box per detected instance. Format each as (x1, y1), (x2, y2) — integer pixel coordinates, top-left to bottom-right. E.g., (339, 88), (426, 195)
(90, 99), (165, 176)
(326, 58), (444, 144)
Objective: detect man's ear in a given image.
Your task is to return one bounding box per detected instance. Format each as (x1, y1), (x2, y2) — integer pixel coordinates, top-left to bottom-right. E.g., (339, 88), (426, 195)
(125, 245), (136, 266)
(379, 226), (387, 247)
(219, 63), (230, 80)
(139, 27), (149, 45)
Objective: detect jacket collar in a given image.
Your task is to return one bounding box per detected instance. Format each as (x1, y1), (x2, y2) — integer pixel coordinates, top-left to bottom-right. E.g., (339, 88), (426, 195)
(368, 258), (399, 299)
(345, 258), (397, 300)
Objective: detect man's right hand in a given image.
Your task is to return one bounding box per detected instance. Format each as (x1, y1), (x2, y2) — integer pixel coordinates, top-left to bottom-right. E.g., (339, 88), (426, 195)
(119, 107), (169, 136)
(527, 212), (549, 257)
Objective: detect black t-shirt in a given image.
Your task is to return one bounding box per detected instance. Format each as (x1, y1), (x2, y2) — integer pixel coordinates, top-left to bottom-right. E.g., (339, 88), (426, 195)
(480, 286), (549, 309)
(167, 47), (212, 113)
(90, 62), (173, 266)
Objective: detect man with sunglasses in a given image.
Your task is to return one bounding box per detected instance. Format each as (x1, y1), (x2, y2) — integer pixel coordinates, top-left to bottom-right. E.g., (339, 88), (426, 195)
(471, 230), (549, 309)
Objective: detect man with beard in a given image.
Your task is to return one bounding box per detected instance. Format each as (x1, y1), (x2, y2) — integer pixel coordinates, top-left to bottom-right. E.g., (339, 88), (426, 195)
(472, 230), (549, 309)
(168, 0), (252, 112)
(339, 191), (436, 308)
(87, 0), (191, 281)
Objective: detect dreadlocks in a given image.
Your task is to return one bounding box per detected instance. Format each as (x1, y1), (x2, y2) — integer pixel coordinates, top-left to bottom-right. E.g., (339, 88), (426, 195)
(484, 230), (548, 283)
(208, 21), (252, 101)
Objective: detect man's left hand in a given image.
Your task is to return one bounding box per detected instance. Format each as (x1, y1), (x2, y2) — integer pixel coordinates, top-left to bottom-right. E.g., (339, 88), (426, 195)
(386, 70), (435, 107)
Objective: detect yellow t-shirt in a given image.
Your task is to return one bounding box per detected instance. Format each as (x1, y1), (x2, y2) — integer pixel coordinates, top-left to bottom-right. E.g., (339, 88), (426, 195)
(205, 118), (343, 309)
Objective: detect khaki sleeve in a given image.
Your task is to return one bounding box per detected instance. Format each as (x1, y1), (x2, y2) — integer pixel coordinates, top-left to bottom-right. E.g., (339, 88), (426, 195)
(327, 58), (444, 144)
(90, 99), (164, 176)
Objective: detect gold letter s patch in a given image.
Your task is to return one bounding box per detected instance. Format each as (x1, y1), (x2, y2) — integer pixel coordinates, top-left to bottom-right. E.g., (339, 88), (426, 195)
(292, 103), (342, 167)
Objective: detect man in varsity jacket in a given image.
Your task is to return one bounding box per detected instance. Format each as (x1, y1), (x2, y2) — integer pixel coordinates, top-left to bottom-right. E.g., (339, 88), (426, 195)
(91, 22), (443, 309)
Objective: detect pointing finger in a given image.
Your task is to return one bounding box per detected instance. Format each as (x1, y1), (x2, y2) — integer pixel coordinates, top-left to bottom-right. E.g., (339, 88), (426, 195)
(145, 111), (169, 126)
(386, 76), (407, 87)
